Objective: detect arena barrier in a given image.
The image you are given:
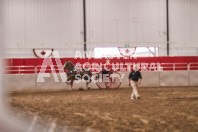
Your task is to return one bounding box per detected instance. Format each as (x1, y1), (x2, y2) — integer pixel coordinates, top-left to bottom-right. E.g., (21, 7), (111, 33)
(139, 71), (160, 87)
(189, 70), (198, 86)
(3, 56), (198, 91)
(3, 74), (36, 91)
(160, 71), (189, 86)
(3, 70), (198, 91)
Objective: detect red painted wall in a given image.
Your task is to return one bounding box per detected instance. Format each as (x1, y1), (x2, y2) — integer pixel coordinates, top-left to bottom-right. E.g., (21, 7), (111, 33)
(4, 56), (198, 74)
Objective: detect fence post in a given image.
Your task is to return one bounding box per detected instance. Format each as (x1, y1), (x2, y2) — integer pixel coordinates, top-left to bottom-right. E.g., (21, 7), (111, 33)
(35, 66), (38, 89)
(173, 64), (175, 71)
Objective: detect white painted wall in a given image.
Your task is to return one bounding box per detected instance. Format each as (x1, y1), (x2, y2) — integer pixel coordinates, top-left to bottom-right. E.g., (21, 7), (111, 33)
(2, 0), (84, 58)
(86, 0), (167, 56)
(1, 0), (198, 57)
(169, 0), (198, 56)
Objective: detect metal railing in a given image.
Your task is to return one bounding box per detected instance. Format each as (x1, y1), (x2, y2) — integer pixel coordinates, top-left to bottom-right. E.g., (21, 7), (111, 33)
(4, 66), (36, 74)
(3, 63), (198, 74)
(35, 65), (65, 73)
(189, 63), (198, 70)
(160, 63), (189, 71)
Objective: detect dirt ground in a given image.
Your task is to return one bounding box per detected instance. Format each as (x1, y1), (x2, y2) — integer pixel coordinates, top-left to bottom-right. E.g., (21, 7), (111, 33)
(5, 87), (198, 132)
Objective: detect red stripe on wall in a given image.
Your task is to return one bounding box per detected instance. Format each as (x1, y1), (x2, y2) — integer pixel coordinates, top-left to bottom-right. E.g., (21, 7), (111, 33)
(3, 56), (198, 74)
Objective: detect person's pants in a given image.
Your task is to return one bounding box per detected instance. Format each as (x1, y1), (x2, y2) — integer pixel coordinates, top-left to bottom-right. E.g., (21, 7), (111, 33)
(102, 70), (110, 74)
(130, 80), (139, 98)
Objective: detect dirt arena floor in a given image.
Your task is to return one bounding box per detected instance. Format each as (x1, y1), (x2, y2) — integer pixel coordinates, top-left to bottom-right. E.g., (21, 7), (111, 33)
(5, 87), (198, 132)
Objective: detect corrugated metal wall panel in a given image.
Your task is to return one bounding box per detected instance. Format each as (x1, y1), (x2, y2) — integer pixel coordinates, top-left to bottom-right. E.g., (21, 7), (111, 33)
(2, 0), (83, 57)
(86, 0), (167, 51)
(2, 0), (198, 57)
(24, 0), (83, 48)
(169, 0), (198, 56)
(2, 0), (26, 49)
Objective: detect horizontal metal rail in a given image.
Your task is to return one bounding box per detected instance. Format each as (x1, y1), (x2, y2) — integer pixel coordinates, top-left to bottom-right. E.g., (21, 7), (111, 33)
(3, 63), (198, 74)
(4, 66), (36, 74)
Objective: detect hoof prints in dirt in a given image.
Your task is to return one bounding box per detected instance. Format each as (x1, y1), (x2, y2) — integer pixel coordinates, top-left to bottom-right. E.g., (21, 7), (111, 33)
(6, 87), (198, 132)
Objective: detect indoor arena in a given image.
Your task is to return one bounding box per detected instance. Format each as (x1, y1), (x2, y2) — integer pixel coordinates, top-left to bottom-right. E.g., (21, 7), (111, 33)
(0, 0), (198, 132)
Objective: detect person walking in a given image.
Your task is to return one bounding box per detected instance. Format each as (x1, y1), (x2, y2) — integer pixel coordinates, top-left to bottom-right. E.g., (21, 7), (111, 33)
(128, 64), (142, 100)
